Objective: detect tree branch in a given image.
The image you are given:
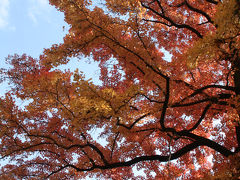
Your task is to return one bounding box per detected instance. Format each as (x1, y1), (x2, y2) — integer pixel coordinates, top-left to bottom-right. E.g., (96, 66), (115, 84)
(169, 1), (214, 25)
(160, 77), (170, 130)
(187, 103), (212, 132)
(141, 2), (203, 38)
(116, 113), (151, 130)
(178, 131), (234, 156)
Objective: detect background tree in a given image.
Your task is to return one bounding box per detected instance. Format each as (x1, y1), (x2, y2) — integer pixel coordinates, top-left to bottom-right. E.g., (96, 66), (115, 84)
(0, 0), (240, 179)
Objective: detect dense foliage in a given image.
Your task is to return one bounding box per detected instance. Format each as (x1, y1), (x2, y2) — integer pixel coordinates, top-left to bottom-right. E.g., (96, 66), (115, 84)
(0, 0), (240, 179)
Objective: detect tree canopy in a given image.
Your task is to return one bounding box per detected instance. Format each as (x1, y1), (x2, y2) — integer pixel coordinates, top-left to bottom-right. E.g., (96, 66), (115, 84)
(0, 0), (240, 179)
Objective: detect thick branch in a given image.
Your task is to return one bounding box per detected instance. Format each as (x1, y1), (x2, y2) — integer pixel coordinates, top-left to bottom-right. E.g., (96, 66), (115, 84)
(178, 131), (234, 156)
(20, 133), (109, 166)
(71, 138), (234, 172)
(160, 77), (170, 130)
(187, 103), (212, 132)
(236, 126), (240, 152)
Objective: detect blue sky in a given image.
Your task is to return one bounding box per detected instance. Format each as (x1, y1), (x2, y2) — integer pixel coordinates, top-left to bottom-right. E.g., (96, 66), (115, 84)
(0, 0), (100, 96)
(0, 0), (67, 58)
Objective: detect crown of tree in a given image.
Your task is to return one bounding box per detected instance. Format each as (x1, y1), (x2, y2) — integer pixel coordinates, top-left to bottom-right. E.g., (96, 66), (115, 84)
(0, 0), (240, 179)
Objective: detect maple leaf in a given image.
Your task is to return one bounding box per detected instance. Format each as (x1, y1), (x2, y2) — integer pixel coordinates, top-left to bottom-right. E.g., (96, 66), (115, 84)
(0, 0), (240, 179)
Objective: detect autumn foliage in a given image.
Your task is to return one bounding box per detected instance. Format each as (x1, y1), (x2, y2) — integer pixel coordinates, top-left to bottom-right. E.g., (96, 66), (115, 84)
(0, 0), (240, 179)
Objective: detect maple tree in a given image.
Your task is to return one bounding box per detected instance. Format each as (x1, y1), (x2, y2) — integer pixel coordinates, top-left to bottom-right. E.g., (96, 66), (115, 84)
(0, 0), (240, 179)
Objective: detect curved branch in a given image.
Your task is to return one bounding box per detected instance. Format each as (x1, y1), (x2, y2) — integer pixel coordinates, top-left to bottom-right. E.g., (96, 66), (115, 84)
(236, 126), (240, 152)
(22, 133), (109, 166)
(178, 131), (234, 156)
(45, 165), (70, 179)
(175, 84), (235, 105)
(141, 2), (203, 38)
(71, 139), (233, 172)
(160, 77), (170, 130)
(187, 103), (212, 132)
(184, 1), (213, 24)
(116, 113), (151, 130)
(171, 98), (211, 107)
(169, 1), (214, 25)
(75, 141), (203, 171)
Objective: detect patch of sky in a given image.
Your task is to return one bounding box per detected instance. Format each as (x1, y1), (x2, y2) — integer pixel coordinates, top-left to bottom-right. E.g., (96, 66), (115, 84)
(71, 153), (81, 164)
(181, 114), (193, 127)
(161, 47), (173, 62)
(0, 0), (10, 30)
(87, 125), (109, 147)
(132, 165), (147, 178)
(217, 80), (224, 86)
(87, 0), (130, 21)
(102, 57), (126, 82)
(0, 157), (17, 169)
(0, 81), (9, 97)
(53, 56), (102, 85)
(117, 137), (126, 147)
(23, 118), (40, 126)
(213, 118), (221, 127)
(86, 0), (106, 10)
(0, 151), (44, 169)
(149, 171), (157, 178)
(155, 149), (161, 155)
(13, 133), (31, 143)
